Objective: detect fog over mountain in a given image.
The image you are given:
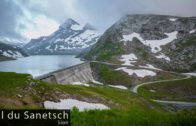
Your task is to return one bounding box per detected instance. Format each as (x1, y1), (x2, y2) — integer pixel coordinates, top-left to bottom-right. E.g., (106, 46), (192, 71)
(0, 0), (196, 43)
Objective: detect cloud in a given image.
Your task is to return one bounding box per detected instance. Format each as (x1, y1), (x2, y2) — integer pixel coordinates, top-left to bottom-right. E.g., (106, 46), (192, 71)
(0, 0), (24, 41)
(0, 0), (196, 43)
(19, 15), (59, 39)
(73, 0), (196, 30)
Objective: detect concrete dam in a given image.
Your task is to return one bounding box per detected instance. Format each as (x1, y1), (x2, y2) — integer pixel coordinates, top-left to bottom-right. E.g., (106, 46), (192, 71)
(36, 62), (94, 84)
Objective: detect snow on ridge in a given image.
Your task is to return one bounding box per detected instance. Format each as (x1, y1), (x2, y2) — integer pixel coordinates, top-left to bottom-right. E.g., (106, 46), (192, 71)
(121, 31), (178, 53)
(2, 50), (23, 58)
(120, 53), (137, 66)
(54, 38), (64, 43)
(156, 53), (170, 61)
(108, 85), (128, 90)
(61, 30), (99, 49)
(169, 18), (177, 22)
(44, 99), (109, 111)
(190, 29), (196, 34)
(116, 67), (156, 78)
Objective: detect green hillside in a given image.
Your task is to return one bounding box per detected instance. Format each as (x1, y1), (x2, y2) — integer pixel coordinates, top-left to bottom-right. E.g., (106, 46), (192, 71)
(138, 77), (196, 102)
(0, 72), (196, 126)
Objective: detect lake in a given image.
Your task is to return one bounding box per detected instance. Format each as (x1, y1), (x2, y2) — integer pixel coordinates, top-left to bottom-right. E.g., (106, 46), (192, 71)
(0, 55), (83, 77)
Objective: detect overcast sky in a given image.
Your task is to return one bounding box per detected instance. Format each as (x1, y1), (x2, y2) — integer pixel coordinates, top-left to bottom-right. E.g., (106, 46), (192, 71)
(0, 0), (196, 43)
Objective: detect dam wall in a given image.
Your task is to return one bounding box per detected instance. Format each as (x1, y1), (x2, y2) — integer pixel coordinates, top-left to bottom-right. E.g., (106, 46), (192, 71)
(36, 62), (94, 84)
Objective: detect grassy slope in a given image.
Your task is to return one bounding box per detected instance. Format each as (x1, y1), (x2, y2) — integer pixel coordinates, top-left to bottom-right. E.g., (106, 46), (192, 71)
(0, 72), (196, 126)
(0, 72), (145, 110)
(90, 62), (184, 88)
(72, 108), (196, 126)
(0, 72), (41, 109)
(91, 62), (133, 87)
(138, 77), (196, 101)
(84, 37), (123, 61)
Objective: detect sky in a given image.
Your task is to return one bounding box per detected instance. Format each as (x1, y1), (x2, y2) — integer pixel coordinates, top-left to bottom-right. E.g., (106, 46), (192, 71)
(0, 0), (196, 43)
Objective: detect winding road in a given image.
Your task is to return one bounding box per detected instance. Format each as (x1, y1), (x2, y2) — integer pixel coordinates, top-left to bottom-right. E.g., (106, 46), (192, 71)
(93, 61), (196, 108)
(132, 74), (191, 94)
(131, 73), (196, 108)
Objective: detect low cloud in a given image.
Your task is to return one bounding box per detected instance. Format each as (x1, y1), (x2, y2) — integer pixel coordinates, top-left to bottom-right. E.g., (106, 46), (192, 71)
(0, 0), (196, 42)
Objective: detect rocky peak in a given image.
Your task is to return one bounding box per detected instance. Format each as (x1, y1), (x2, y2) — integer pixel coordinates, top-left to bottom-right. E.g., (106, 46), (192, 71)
(83, 23), (96, 31)
(24, 18), (100, 55)
(59, 18), (79, 29)
(83, 14), (196, 72)
(114, 14), (196, 40)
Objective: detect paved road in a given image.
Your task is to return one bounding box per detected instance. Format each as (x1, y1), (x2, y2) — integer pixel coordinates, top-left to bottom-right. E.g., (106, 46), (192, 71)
(131, 74), (196, 107)
(131, 74), (191, 93)
(93, 61), (196, 107)
(153, 100), (196, 107)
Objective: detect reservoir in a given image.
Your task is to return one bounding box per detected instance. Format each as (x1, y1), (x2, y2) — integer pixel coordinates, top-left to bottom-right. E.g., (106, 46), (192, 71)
(0, 55), (83, 77)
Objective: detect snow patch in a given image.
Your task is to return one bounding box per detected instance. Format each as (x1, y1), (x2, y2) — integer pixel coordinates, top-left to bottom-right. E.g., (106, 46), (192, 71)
(14, 51), (23, 58)
(2, 50), (23, 58)
(120, 53), (137, 66)
(55, 45), (58, 51)
(156, 53), (170, 61)
(62, 30), (99, 49)
(116, 67), (157, 78)
(72, 82), (90, 87)
(184, 73), (196, 77)
(140, 64), (161, 70)
(150, 90), (156, 92)
(108, 85), (128, 90)
(122, 32), (142, 42)
(169, 18), (177, 22)
(54, 39), (64, 43)
(44, 99), (109, 111)
(190, 29), (196, 34)
(121, 31), (178, 53)
(91, 80), (104, 85)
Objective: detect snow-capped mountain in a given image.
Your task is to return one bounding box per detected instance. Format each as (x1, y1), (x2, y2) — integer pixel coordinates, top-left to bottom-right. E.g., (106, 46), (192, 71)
(24, 18), (100, 55)
(0, 42), (28, 61)
(83, 14), (196, 72)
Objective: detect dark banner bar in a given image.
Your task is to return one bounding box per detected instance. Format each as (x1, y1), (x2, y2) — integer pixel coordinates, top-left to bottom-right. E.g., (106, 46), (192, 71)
(0, 109), (70, 126)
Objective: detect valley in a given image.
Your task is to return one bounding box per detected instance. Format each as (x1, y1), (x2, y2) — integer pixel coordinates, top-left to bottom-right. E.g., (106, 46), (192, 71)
(0, 14), (196, 126)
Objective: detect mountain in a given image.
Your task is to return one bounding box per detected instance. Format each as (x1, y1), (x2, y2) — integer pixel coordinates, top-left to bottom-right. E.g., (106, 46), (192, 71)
(9, 42), (26, 48)
(0, 42), (28, 61)
(83, 14), (196, 72)
(0, 37), (26, 48)
(24, 18), (100, 55)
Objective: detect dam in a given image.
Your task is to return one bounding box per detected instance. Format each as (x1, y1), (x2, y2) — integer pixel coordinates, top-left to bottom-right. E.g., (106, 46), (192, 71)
(36, 62), (94, 84)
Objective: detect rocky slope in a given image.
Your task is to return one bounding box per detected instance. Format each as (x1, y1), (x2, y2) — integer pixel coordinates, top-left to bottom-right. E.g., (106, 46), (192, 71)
(83, 14), (196, 72)
(0, 42), (28, 60)
(24, 18), (100, 55)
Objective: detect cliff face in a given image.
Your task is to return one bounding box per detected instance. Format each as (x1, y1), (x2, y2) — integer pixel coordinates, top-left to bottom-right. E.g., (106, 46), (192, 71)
(83, 14), (196, 72)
